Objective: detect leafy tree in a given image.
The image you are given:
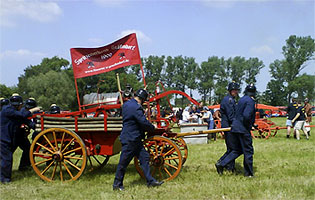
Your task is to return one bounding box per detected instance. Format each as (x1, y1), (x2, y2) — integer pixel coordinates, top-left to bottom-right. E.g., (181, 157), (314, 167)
(163, 56), (176, 89)
(262, 80), (287, 106)
(0, 84), (18, 98)
(262, 60), (287, 105)
(141, 55), (165, 92)
(226, 56), (246, 86)
(244, 57), (265, 85)
(213, 57), (229, 103)
(27, 70), (76, 111)
(184, 57), (198, 98)
(197, 56), (218, 103)
(18, 56), (70, 99)
(289, 74), (315, 101)
(263, 35), (314, 105)
(282, 35), (315, 102)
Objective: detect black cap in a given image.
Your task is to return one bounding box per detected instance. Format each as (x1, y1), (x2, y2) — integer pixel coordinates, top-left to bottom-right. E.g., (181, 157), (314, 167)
(228, 82), (240, 91)
(50, 104), (61, 114)
(135, 89), (148, 101)
(25, 98), (37, 109)
(245, 83), (257, 96)
(0, 98), (9, 107)
(10, 93), (23, 106)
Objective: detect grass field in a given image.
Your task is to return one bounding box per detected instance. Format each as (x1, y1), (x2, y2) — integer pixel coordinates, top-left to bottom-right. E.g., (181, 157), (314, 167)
(0, 117), (314, 200)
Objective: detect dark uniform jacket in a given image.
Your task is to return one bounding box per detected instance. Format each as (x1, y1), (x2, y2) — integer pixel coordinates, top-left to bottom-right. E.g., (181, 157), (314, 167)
(287, 102), (297, 120)
(296, 106), (306, 121)
(0, 105), (31, 144)
(220, 94), (236, 128)
(119, 98), (155, 143)
(231, 95), (256, 134)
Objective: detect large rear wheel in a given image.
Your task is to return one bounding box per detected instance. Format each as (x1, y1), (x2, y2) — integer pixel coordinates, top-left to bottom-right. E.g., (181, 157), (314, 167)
(30, 128), (87, 182)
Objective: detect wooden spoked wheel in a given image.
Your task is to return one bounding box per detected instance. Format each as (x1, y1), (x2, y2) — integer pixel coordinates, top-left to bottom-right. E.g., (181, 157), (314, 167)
(30, 128), (87, 182)
(251, 121), (271, 139)
(134, 136), (182, 182)
(171, 137), (188, 165)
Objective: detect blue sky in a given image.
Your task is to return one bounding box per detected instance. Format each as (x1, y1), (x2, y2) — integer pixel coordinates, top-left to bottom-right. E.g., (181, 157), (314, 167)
(1, 0), (314, 94)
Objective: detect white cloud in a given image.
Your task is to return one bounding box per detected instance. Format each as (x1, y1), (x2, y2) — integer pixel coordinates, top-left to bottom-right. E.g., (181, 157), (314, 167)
(0, 49), (45, 60)
(117, 30), (152, 43)
(250, 45), (274, 55)
(0, 0), (62, 27)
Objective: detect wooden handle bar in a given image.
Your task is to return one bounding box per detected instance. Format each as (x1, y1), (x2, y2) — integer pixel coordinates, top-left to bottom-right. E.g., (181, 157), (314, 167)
(176, 128), (231, 137)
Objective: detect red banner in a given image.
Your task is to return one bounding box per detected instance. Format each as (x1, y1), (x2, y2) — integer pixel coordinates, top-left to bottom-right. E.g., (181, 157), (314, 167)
(70, 33), (141, 79)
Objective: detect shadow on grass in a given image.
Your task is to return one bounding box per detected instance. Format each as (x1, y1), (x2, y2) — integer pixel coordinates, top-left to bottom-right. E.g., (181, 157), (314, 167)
(180, 162), (257, 177)
(82, 163), (144, 180)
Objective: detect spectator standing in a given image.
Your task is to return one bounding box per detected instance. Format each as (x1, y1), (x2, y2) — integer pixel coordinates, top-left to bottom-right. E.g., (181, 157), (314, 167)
(181, 106), (193, 124)
(190, 105), (201, 122)
(304, 98), (312, 136)
(286, 98), (297, 138)
(292, 100), (309, 140)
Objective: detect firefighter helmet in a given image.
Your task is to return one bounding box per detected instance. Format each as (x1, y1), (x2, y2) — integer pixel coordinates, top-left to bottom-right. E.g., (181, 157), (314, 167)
(135, 89), (148, 101)
(228, 82), (240, 91)
(9, 93), (23, 106)
(25, 98), (37, 109)
(50, 104), (61, 114)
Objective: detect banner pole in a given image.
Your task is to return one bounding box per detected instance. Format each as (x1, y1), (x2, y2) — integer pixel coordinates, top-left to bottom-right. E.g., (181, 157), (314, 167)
(116, 73), (124, 106)
(74, 78), (82, 111)
(140, 62), (146, 87)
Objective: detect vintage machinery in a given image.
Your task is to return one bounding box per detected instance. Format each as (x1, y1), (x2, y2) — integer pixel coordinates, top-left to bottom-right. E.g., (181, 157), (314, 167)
(29, 34), (229, 182)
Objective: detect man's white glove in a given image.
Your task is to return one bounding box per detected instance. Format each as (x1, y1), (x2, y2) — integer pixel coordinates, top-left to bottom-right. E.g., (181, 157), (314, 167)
(29, 107), (41, 113)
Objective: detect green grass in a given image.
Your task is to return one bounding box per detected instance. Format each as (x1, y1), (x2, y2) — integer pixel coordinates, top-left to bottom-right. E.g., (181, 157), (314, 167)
(1, 117), (314, 199)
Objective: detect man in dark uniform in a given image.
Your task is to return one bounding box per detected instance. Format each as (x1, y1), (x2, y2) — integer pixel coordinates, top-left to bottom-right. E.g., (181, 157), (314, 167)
(217, 82), (240, 172)
(286, 98), (297, 138)
(49, 104), (61, 114)
(14, 98), (39, 171)
(23, 98), (41, 140)
(215, 84), (256, 177)
(0, 98), (10, 111)
(113, 89), (164, 191)
(0, 94), (40, 183)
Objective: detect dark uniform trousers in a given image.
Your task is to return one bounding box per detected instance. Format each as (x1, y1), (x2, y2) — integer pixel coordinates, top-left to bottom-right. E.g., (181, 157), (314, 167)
(218, 95), (237, 170)
(218, 131), (235, 170)
(113, 140), (155, 187)
(219, 131), (254, 176)
(15, 129), (32, 170)
(0, 133), (31, 182)
(218, 95), (255, 176)
(0, 105), (32, 183)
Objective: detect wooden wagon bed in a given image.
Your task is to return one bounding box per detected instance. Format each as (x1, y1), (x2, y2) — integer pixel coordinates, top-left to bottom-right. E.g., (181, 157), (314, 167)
(35, 115), (123, 132)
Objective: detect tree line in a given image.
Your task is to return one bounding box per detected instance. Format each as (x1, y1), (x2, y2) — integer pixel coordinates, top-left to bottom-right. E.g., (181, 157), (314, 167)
(1, 35), (314, 111)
